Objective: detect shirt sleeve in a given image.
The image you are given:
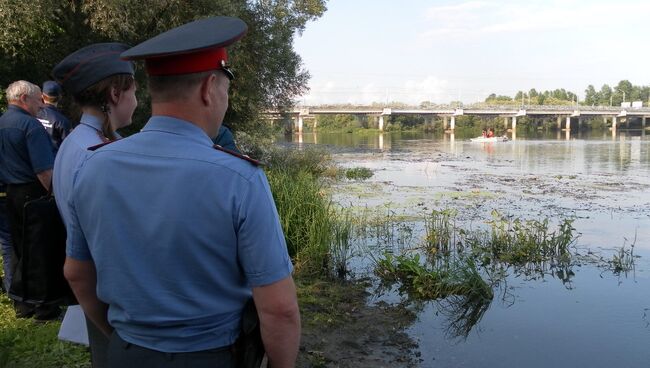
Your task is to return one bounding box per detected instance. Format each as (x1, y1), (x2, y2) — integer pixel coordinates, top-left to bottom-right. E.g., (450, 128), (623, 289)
(25, 121), (55, 173)
(236, 169), (293, 287)
(66, 167), (92, 261)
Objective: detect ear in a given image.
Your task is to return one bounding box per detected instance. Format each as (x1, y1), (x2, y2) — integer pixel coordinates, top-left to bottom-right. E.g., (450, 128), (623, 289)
(109, 86), (121, 105)
(200, 73), (217, 106)
(19, 93), (29, 104)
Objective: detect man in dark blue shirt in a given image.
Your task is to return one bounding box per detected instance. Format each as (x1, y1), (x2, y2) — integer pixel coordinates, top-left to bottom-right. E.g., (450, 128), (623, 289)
(37, 81), (72, 154)
(0, 80), (58, 319)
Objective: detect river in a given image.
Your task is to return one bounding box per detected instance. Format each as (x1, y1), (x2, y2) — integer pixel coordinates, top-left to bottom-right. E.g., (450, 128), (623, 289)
(277, 129), (650, 367)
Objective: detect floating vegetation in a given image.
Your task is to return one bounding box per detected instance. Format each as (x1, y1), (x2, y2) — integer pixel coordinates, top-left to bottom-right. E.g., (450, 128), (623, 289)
(375, 252), (493, 302)
(345, 167), (374, 180)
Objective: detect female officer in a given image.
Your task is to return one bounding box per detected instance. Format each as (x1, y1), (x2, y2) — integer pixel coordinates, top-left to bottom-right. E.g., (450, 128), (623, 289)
(52, 42), (136, 368)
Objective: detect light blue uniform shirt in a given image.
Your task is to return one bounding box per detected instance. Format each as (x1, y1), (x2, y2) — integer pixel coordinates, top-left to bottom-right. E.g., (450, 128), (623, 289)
(68, 116), (293, 352)
(54, 114), (108, 230)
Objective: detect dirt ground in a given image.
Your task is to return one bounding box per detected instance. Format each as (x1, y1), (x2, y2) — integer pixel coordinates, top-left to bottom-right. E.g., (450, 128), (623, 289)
(296, 278), (420, 368)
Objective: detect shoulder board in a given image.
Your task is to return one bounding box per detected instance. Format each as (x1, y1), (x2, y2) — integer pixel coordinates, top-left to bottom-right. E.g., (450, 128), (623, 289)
(213, 144), (262, 166)
(87, 139), (119, 151)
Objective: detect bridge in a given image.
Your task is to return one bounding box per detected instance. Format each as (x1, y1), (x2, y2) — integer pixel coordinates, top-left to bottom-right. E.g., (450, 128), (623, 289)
(271, 105), (650, 133)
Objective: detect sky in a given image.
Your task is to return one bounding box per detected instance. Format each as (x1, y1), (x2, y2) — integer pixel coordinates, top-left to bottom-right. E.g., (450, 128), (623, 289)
(293, 0), (650, 106)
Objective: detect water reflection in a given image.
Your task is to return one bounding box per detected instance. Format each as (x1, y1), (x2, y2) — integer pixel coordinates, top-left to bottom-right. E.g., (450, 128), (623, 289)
(278, 129), (650, 367)
(435, 293), (493, 340)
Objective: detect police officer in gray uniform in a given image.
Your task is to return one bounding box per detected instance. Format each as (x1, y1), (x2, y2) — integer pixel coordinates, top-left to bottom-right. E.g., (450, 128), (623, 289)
(64, 17), (300, 368)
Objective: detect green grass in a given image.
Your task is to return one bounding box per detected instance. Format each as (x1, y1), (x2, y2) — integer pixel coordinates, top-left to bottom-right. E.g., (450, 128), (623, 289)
(0, 293), (90, 368)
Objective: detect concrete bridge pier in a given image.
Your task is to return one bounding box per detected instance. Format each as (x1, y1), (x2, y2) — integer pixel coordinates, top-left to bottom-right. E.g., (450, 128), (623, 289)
(565, 116), (571, 131)
(378, 115), (385, 131)
(421, 116), (431, 131)
(612, 116), (617, 130)
(296, 116), (304, 133)
(313, 119), (318, 131)
(450, 116), (456, 130)
(504, 117), (509, 130)
(643, 116), (647, 129)
(443, 116), (448, 130)
(511, 116), (517, 130)
(578, 117), (583, 130)
(557, 116), (562, 130)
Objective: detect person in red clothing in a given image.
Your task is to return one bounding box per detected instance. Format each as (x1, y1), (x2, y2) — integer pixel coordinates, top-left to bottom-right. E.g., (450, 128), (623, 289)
(487, 128), (494, 138)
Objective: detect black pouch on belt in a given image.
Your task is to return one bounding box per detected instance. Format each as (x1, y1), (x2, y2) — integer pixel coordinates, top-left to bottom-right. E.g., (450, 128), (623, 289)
(233, 298), (265, 368)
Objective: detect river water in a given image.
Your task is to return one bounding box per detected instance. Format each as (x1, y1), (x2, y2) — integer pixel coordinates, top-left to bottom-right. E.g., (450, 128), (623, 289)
(277, 129), (650, 367)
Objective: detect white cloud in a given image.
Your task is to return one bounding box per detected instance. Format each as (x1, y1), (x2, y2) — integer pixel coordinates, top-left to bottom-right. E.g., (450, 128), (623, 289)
(420, 0), (650, 40)
(298, 76), (450, 106)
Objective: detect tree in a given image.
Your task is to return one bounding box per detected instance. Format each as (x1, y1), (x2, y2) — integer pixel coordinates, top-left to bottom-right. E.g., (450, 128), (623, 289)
(0, 0), (327, 136)
(599, 84), (613, 105)
(584, 85), (598, 106)
(614, 80), (633, 103)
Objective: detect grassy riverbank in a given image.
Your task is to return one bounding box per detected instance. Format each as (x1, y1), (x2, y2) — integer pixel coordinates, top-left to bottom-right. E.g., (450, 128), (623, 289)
(1, 146), (636, 367)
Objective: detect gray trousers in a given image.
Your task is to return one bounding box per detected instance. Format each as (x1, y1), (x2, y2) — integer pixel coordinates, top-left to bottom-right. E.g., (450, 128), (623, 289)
(107, 332), (235, 368)
(86, 316), (109, 368)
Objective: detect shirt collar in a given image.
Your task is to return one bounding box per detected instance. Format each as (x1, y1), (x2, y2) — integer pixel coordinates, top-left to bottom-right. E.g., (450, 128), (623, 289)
(7, 104), (30, 115)
(80, 113), (103, 132)
(141, 115), (214, 147)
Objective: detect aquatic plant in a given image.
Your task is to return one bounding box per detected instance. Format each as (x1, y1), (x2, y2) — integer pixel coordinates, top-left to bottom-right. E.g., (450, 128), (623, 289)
(423, 208), (458, 255)
(609, 244), (636, 276)
(482, 210), (576, 266)
(375, 252), (493, 302)
(345, 167), (374, 180)
(330, 211), (355, 279)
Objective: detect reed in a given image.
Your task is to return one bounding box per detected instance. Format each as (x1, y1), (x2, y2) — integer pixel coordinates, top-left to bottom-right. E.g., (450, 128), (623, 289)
(609, 244), (636, 275)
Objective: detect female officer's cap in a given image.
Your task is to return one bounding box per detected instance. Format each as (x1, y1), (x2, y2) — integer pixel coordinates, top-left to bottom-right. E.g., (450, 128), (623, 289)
(52, 43), (134, 95)
(120, 16), (247, 77)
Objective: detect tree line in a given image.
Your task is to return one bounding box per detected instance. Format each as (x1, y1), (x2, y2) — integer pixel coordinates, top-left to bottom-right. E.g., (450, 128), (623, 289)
(0, 0), (327, 135)
(485, 80), (650, 107)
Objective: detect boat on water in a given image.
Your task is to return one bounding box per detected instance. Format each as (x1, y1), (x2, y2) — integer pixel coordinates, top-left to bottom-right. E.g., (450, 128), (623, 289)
(470, 136), (509, 143)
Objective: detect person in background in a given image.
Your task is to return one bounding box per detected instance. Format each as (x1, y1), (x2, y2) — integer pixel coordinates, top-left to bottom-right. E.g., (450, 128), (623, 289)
(37, 80), (72, 154)
(0, 80), (57, 319)
(487, 128), (494, 138)
(64, 16), (300, 368)
(0, 182), (12, 293)
(52, 42), (137, 368)
(214, 124), (240, 153)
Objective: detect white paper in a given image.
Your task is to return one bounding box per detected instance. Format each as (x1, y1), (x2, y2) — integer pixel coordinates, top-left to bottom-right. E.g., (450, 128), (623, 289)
(57, 305), (89, 346)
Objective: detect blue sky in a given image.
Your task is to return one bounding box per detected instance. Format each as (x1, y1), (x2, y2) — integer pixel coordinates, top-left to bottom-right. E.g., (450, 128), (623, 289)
(293, 0), (650, 105)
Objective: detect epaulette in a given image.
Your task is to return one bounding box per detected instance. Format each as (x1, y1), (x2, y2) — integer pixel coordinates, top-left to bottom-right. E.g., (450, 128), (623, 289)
(87, 139), (119, 151)
(213, 144), (262, 166)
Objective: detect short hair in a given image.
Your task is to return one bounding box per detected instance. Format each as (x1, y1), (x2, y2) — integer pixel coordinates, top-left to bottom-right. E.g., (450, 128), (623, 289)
(6, 80), (40, 102)
(43, 94), (60, 104)
(148, 70), (215, 103)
